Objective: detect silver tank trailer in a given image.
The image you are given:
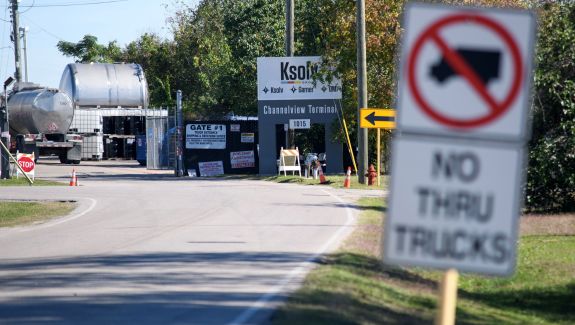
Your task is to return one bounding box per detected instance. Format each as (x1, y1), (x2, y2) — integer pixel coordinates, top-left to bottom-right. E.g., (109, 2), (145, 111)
(8, 88), (74, 135)
(59, 63), (148, 108)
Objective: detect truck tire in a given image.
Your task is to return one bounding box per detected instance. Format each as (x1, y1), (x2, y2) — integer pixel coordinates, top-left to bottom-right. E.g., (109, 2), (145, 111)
(59, 154), (69, 164)
(71, 160), (81, 165)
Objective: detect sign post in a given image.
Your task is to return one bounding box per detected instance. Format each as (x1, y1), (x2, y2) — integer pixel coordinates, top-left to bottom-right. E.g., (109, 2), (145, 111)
(360, 108), (395, 185)
(384, 4), (535, 324)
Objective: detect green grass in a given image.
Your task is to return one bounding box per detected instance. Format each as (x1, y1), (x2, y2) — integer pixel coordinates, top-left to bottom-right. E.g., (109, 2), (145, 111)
(222, 174), (388, 190)
(0, 178), (65, 186)
(272, 198), (575, 325)
(0, 201), (76, 227)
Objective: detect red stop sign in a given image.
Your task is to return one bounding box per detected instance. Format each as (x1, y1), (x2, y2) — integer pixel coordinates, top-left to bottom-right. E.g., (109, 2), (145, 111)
(18, 156), (35, 173)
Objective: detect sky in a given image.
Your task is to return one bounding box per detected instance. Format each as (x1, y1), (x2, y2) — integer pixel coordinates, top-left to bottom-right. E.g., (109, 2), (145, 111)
(0, 0), (198, 88)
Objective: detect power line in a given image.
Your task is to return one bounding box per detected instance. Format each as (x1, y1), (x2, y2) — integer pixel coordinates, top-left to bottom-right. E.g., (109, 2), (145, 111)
(19, 0), (128, 8)
(20, 0), (35, 14)
(20, 16), (65, 41)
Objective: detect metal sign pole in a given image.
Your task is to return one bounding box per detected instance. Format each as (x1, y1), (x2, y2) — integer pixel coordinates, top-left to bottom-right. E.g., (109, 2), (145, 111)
(175, 90), (184, 177)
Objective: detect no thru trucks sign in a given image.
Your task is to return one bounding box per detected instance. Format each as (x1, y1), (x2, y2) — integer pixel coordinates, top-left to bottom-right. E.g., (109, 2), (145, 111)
(384, 4), (535, 276)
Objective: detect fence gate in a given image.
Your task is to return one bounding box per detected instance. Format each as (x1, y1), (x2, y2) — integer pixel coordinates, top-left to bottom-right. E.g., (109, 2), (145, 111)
(146, 109), (175, 170)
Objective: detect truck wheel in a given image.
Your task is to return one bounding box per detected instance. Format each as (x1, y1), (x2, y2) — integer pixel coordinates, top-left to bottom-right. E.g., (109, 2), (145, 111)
(59, 154), (69, 164)
(71, 160), (81, 165)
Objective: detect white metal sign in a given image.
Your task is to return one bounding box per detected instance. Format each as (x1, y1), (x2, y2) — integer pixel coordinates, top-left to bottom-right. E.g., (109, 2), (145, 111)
(230, 150), (255, 169)
(385, 136), (523, 275)
(198, 161), (224, 177)
(289, 119), (311, 129)
(257, 56), (342, 100)
(396, 4), (535, 141)
(186, 124), (226, 149)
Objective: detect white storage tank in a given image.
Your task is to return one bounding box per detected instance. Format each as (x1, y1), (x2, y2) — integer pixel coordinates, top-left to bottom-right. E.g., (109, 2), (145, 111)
(59, 63), (148, 109)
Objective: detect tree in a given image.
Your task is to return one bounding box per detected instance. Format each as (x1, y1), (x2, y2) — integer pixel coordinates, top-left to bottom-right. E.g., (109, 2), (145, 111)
(170, 0), (235, 118)
(121, 33), (176, 107)
(57, 34), (121, 63)
(525, 3), (575, 212)
(221, 0), (286, 115)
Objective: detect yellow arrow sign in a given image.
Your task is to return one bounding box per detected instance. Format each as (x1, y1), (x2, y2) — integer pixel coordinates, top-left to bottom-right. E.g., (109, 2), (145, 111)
(360, 108), (396, 129)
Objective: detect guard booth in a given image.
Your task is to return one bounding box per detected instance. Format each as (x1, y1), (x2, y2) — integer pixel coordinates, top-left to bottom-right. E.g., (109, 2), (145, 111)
(257, 56), (343, 175)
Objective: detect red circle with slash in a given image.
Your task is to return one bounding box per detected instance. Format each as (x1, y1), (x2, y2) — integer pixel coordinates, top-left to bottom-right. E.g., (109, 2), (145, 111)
(407, 13), (523, 129)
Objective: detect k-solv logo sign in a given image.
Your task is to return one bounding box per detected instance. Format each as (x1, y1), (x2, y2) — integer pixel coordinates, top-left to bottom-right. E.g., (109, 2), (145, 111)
(280, 61), (319, 82)
(257, 56), (342, 101)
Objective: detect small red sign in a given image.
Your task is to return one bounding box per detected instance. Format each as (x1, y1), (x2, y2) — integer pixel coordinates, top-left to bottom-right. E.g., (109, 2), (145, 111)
(18, 156), (35, 173)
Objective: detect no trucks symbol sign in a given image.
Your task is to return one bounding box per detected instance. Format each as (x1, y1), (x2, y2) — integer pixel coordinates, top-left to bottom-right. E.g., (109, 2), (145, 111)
(397, 4), (535, 141)
(385, 4), (535, 277)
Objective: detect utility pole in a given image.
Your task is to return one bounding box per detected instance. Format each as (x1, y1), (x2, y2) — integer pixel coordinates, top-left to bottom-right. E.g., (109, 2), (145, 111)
(286, 0), (294, 57)
(356, 0), (368, 184)
(19, 27), (29, 82)
(1, 77), (15, 179)
(285, 0), (295, 148)
(175, 90), (184, 177)
(10, 0), (22, 83)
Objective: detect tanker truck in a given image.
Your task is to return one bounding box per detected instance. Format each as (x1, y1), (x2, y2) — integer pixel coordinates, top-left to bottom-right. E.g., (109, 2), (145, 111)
(6, 82), (82, 164)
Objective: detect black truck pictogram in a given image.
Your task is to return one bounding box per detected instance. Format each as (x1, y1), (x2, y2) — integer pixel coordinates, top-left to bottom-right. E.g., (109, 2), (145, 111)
(430, 48), (501, 86)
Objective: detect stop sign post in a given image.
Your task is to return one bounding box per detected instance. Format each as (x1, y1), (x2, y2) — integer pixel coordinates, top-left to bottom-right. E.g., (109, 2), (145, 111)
(16, 153), (35, 180)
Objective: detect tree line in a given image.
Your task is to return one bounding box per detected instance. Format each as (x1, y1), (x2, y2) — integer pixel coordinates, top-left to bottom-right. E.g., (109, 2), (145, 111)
(57, 0), (575, 213)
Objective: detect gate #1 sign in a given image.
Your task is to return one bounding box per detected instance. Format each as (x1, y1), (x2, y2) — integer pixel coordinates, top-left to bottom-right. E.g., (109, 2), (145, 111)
(396, 4), (535, 141)
(186, 124), (226, 150)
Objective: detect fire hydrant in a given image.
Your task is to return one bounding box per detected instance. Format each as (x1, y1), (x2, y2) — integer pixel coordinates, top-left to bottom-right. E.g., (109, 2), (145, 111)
(366, 164), (377, 186)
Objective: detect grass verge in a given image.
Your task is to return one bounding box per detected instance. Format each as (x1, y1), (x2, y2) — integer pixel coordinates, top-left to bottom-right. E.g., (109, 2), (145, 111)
(0, 201), (76, 227)
(271, 198), (575, 325)
(0, 178), (65, 186)
(222, 174), (388, 190)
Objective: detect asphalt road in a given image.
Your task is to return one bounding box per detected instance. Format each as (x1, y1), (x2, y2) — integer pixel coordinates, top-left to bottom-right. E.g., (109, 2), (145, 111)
(0, 159), (383, 324)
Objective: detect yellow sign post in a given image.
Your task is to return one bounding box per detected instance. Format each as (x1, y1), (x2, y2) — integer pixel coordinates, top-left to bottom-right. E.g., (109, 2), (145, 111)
(360, 108), (396, 129)
(360, 108), (395, 186)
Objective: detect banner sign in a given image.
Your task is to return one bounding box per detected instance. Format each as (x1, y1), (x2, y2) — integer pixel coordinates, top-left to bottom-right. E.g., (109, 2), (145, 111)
(198, 161), (224, 176)
(186, 124), (226, 149)
(230, 150), (256, 169)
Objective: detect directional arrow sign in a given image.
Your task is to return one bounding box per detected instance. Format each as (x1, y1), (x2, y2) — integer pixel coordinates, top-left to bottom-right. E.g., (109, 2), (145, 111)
(360, 108), (396, 129)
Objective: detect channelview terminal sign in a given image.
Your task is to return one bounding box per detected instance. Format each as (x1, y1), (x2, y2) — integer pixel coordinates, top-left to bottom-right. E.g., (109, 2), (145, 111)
(384, 4), (535, 277)
(257, 56), (344, 175)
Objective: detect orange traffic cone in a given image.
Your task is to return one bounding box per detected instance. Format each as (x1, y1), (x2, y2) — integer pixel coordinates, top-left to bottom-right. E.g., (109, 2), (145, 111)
(343, 166), (351, 188)
(316, 161), (328, 184)
(69, 169), (77, 186)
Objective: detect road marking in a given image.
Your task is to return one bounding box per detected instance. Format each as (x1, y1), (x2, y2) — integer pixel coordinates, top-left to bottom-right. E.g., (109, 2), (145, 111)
(227, 189), (356, 325)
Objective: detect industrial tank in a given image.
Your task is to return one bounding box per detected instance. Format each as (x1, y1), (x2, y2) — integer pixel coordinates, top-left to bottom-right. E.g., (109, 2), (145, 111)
(8, 88), (74, 135)
(59, 63), (148, 108)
